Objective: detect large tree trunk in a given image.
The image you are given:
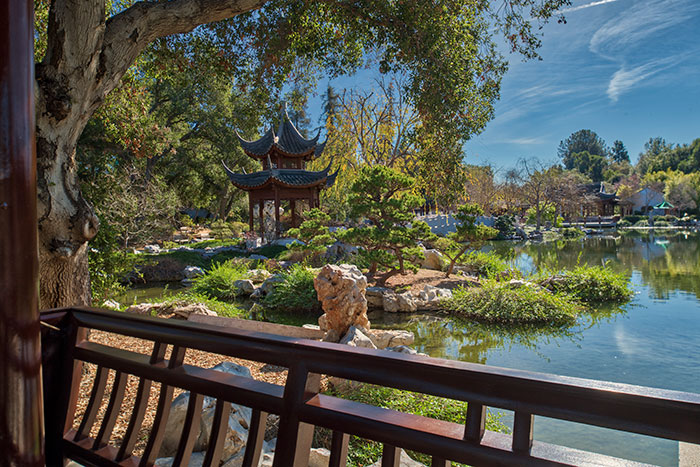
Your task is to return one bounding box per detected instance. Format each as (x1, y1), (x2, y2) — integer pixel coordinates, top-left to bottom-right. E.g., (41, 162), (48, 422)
(35, 0), (267, 308)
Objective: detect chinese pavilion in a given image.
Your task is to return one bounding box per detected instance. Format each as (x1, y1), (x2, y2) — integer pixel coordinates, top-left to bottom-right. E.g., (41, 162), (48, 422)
(223, 107), (337, 237)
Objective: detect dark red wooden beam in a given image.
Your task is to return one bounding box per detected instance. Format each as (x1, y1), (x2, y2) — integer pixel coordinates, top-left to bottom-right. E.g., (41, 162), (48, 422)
(0, 0), (44, 464)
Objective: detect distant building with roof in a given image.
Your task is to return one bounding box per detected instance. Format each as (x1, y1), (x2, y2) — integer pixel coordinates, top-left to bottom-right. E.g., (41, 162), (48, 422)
(223, 105), (337, 237)
(581, 182), (619, 216)
(619, 187), (666, 216)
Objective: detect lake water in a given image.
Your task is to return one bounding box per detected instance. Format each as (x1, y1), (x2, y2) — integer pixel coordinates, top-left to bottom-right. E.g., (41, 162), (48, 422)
(119, 231), (699, 465)
(373, 230), (700, 466)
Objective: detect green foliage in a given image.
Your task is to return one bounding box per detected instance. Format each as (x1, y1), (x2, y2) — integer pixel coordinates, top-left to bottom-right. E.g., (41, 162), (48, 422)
(254, 244), (289, 259)
(538, 266), (633, 303)
(559, 227), (585, 239)
(263, 264), (320, 313)
(89, 220), (140, 303)
(190, 239), (243, 249)
(634, 219), (650, 227)
(494, 215), (516, 238)
(285, 209), (335, 264)
(210, 220), (247, 240)
(338, 166), (434, 282)
(434, 204), (498, 276)
(191, 261), (250, 300)
(149, 249), (209, 269)
(526, 204), (556, 226)
(323, 384), (506, 466)
(567, 150), (608, 182)
(443, 282), (582, 326)
(457, 251), (511, 278)
(558, 129), (609, 169)
(611, 140), (630, 163)
(149, 292), (246, 318)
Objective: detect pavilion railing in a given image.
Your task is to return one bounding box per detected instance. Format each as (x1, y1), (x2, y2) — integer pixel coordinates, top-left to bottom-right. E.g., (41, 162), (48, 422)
(40, 307), (700, 467)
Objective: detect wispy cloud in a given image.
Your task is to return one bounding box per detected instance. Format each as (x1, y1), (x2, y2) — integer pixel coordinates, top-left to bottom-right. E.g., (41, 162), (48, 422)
(562, 0), (620, 13)
(607, 55), (688, 101)
(590, 0), (700, 60)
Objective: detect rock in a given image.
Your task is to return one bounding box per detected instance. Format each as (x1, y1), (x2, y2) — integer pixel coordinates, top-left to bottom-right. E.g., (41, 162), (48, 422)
(144, 244), (161, 254)
(233, 279), (256, 295)
(101, 299), (121, 310)
(183, 265), (205, 279)
(223, 439), (276, 467)
(125, 302), (217, 319)
(248, 254), (269, 261)
(506, 279), (541, 290)
(309, 447), (331, 467)
(160, 363), (253, 460)
(339, 326), (377, 349)
(271, 237), (304, 247)
(323, 241), (359, 262)
(369, 449), (427, 467)
(366, 286), (391, 309)
(302, 324), (321, 330)
(138, 258), (187, 282)
(124, 303), (159, 315)
(247, 269), (273, 283)
(385, 345), (427, 356)
(366, 329), (414, 349)
(421, 249), (446, 270)
(246, 237), (262, 250)
(314, 264), (369, 336)
(256, 275), (284, 296)
(155, 452), (206, 467)
(321, 329), (341, 343)
(415, 285), (452, 309)
(383, 291), (417, 313)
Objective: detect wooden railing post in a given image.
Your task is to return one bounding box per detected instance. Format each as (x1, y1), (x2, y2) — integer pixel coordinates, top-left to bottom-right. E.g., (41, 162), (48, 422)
(0, 0), (43, 465)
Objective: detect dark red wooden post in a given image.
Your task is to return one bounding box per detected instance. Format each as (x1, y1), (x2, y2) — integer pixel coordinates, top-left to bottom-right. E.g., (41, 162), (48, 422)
(0, 0), (45, 465)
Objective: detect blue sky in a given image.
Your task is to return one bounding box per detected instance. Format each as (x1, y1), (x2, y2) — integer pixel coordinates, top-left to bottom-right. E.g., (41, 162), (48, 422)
(309, 0), (700, 170)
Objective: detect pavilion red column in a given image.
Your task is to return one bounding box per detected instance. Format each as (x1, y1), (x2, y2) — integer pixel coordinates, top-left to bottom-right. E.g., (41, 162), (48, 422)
(248, 195), (254, 232)
(0, 0), (45, 465)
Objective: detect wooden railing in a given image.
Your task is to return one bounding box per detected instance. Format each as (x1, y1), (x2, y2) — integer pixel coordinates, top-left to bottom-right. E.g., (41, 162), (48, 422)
(41, 307), (700, 467)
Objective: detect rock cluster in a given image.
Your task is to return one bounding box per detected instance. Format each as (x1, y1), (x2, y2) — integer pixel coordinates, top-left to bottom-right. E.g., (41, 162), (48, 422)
(366, 285), (453, 312)
(314, 264), (369, 340)
(125, 302), (217, 319)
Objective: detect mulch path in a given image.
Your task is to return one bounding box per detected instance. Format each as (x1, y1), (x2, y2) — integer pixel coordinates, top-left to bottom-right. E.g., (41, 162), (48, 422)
(368, 268), (473, 293)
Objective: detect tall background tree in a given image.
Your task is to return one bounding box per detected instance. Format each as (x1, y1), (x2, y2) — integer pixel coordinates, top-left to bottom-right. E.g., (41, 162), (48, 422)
(558, 129), (608, 170)
(34, 0), (571, 307)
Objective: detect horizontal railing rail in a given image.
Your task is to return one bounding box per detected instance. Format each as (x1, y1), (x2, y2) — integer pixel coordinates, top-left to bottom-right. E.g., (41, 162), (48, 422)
(41, 307), (700, 467)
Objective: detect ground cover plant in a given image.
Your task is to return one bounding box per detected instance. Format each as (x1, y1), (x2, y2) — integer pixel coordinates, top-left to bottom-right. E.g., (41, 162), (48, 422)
(262, 264), (320, 313)
(456, 251), (512, 278)
(190, 260), (250, 300)
(322, 385), (507, 466)
(443, 281), (582, 326)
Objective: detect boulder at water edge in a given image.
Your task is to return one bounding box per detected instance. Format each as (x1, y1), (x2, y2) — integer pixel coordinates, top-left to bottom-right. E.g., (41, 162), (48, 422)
(314, 264), (369, 339)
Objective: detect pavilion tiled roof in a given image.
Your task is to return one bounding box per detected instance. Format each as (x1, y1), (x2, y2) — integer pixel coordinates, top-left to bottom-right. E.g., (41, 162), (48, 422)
(222, 162), (337, 190)
(236, 106), (324, 158)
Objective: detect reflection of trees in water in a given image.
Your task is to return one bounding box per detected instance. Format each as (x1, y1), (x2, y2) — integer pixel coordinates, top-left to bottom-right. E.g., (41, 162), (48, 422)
(495, 232), (700, 300)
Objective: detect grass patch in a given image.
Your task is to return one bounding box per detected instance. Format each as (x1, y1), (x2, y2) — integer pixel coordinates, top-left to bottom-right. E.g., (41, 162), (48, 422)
(442, 281), (581, 326)
(321, 384), (506, 466)
(253, 244), (289, 259)
(456, 251), (512, 278)
(538, 266), (633, 303)
(559, 227), (585, 238)
(187, 239), (244, 249)
(262, 264), (320, 313)
(191, 260), (250, 300)
(148, 292), (247, 318)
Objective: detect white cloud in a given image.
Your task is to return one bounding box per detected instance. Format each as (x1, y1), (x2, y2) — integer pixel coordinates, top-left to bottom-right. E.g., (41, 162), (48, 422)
(607, 55), (687, 101)
(562, 0), (620, 14)
(590, 0), (700, 60)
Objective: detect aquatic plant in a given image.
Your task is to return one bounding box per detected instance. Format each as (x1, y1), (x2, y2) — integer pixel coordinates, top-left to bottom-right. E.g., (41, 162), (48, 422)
(443, 281), (581, 326)
(538, 265), (633, 303)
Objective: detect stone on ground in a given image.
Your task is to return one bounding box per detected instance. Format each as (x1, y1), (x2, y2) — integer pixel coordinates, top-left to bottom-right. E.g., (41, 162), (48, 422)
(183, 265), (205, 279)
(233, 279), (256, 295)
(369, 449), (427, 466)
(366, 329), (414, 349)
(340, 326), (377, 349)
(421, 249), (446, 270)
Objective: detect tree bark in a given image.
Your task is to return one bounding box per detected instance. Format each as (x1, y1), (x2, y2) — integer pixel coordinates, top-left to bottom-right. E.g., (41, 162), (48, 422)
(35, 0), (266, 307)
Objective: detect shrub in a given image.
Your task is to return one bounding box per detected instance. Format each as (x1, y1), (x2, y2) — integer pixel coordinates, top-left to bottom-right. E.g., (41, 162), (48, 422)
(494, 215), (515, 238)
(621, 215), (645, 224)
(456, 251), (511, 278)
(634, 219), (649, 227)
(616, 219), (632, 227)
(209, 219), (234, 239)
(322, 385), (506, 466)
(652, 219), (670, 227)
(442, 282), (581, 326)
(190, 260), (249, 300)
(538, 266), (633, 303)
(263, 264), (320, 313)
(560, 227), (584, 238)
